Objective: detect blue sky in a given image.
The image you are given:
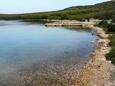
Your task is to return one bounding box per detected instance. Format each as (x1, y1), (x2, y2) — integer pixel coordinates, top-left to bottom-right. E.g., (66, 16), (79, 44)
(0, 0), (110, 14)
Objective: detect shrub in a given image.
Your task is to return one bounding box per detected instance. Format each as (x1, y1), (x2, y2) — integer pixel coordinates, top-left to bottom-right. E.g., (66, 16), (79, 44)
(108, 35), (115, 46)
(108, 24), (115, 32)
(98, 21), (109, 32)
(106, 47), (115, 65)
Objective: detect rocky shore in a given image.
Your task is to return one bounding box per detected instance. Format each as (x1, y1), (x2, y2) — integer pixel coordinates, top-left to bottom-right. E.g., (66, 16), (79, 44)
(76, 26), (115, 86)
(45, 20), (95, 27)
(45, 20), (115, 86)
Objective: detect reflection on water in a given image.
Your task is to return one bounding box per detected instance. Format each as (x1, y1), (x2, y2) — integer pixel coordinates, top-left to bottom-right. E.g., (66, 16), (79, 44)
(0, 21), (96, 86)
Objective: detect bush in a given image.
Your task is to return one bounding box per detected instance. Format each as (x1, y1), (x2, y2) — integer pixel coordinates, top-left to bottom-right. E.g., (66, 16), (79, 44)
(98, 21), (109, 32)
(108, 35), (115, 46)
(108, 24), (115, 32)
(106, 47), (115, 64)
(98, 21), (115, 33)
(106, 32), (115, 65)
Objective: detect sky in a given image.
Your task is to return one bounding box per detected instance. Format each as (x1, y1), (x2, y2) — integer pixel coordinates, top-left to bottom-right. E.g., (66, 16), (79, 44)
(0, 0), (110, 14)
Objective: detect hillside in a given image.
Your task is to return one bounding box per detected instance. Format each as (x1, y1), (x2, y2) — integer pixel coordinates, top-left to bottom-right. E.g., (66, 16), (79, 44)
(0, 1), (115, 20)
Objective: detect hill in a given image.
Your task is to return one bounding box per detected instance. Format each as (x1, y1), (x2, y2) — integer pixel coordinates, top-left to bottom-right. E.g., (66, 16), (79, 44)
(0, 1), (115, 20)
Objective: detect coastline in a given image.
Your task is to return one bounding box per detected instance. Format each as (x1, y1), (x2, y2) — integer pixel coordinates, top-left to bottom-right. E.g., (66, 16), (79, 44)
(0, 20), (114, 85)
(45, 20), (115, 86)
(76, 26), (115, 86)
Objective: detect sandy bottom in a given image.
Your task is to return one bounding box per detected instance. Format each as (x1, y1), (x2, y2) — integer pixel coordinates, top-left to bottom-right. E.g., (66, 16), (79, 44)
(0, 57), (89, 86)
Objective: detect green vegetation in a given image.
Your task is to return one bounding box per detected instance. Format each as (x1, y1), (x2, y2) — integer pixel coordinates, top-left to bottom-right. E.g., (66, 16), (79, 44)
(98, 21), (115, 65)
(98, 20), (115, 33)
(0, 1), (115, 21)
(108, 24), (115, 32)
(98, 21), (109, 32)
(106, 34), (115, 65)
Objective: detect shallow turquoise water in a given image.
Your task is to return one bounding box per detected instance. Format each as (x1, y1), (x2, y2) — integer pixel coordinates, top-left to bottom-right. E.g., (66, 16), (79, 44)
(0, 21), (96, 79)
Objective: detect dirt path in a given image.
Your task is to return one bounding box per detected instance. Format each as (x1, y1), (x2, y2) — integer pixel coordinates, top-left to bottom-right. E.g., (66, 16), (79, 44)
(76, 26), (115, 86)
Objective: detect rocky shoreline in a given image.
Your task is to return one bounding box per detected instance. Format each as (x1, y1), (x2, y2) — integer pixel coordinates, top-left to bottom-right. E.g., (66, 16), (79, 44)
(45, 20), (115, 86)
(76, 26), (115, 86)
